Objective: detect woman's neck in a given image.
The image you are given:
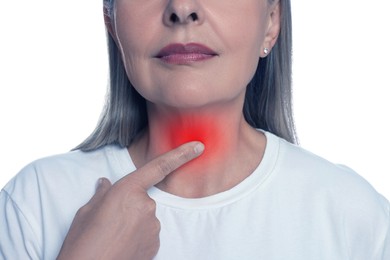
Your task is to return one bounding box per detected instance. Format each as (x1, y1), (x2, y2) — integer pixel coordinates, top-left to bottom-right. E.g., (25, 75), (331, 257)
(129, 102), (266, 198)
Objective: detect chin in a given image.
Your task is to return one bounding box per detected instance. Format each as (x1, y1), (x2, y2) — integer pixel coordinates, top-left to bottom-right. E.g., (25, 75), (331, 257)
(140, 80), (245, 110)
(152, 86), (220, 108)
(161, 96), (215, 110)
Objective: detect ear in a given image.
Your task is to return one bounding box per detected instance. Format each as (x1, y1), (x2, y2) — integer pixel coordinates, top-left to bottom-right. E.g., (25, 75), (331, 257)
(103, 5), (117, 40)
(260, 1), (281, 57)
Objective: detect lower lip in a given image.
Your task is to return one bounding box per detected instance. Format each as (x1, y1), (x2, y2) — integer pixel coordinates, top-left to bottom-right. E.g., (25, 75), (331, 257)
(158, 53), (216, 65)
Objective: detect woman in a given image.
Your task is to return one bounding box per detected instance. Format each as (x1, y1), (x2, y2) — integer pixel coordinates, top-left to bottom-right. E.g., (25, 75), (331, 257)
(1, 0), (389, 259)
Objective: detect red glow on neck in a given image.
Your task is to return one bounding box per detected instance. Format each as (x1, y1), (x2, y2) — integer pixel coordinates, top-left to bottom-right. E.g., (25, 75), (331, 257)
(163, 114), (225, 167)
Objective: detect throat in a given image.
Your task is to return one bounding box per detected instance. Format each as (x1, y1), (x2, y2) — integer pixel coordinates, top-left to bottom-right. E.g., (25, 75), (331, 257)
(165, 114), (227, 165)
(129, 105), (266, 198)
(154, 114), (239, 197)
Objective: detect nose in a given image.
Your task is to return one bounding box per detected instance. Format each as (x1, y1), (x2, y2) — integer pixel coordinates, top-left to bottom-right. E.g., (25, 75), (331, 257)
(163, 0), (204, 26)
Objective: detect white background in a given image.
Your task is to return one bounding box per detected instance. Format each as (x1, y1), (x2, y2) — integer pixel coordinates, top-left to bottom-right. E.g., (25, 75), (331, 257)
(0, 0), (389, 200)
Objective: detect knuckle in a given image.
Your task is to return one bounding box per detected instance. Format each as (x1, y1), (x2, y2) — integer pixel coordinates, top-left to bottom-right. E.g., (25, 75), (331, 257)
(144, 199), (157, 213)
(75, 204), (91, 217)
(155, 157), (175, 177)
(177, 145), (194, 162)
(154, 145), (195, 175)
(153, 218), (161, 233)
(132, 197), (156, 216)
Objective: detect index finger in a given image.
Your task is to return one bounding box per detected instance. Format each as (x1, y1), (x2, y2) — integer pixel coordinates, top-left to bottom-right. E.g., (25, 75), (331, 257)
(124, 141), (205, 190)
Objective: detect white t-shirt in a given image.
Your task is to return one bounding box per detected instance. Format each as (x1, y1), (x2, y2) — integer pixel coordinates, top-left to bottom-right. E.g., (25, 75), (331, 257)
(1, 131), (389, 259)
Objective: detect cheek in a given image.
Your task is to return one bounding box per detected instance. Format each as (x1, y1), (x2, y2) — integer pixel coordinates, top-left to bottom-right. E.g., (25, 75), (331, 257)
(216, 9), (266, 84)
(115, 28), (155, 99)
(114, 3), (160, 89)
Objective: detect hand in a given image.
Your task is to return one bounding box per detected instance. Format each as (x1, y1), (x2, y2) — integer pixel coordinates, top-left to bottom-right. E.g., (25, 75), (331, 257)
(57, 141), (204, 260)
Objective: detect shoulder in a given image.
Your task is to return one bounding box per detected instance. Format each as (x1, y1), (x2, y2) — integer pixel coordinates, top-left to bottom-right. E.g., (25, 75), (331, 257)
(271, 133), (382, 197)
(266, 132), (390, 257)
(266, 131), (389, 217)
(23, 144), (123, 174)
(0, 145), (132, 259)
(271, 134), (389, 228)
(3, 144), (132, 203)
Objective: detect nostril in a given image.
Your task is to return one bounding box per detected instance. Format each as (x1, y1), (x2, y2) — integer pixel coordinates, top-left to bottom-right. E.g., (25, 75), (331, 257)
(169, 12), (199, 24)
(190, 13), (198, 21)
(170, 13), (180, 23)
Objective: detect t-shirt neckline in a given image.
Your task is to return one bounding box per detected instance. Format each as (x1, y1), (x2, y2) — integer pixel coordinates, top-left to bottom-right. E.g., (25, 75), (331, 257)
(115, 130), (280, 210)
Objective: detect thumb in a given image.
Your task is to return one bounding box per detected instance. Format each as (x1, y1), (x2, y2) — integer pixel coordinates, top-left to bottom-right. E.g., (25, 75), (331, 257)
(88, 178), (112, 205)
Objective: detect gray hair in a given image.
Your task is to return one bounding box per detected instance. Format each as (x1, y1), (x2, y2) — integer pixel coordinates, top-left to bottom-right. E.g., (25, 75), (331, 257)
(76, 0), (297, 151)
(103, 0), (113, 19)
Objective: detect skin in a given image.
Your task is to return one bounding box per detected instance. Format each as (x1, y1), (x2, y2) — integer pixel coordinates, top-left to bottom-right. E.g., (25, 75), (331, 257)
(58, 142), (204, 259)
(120, 0), (281, 198)
(58, 0), (281, 258)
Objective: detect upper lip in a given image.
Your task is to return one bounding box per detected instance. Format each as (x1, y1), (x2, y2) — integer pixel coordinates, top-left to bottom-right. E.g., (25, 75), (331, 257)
(155, 43), (218, 58)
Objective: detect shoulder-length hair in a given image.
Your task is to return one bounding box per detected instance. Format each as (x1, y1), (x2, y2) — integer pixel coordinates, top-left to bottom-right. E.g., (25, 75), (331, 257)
(76, 0), (297, 151)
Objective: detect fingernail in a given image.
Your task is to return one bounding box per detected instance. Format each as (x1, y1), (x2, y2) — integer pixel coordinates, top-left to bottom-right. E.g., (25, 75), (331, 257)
(194, 143), (205, 154)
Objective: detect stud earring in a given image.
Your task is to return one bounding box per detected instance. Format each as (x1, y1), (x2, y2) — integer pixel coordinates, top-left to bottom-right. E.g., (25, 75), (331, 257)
(263, 48), (269, 55)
